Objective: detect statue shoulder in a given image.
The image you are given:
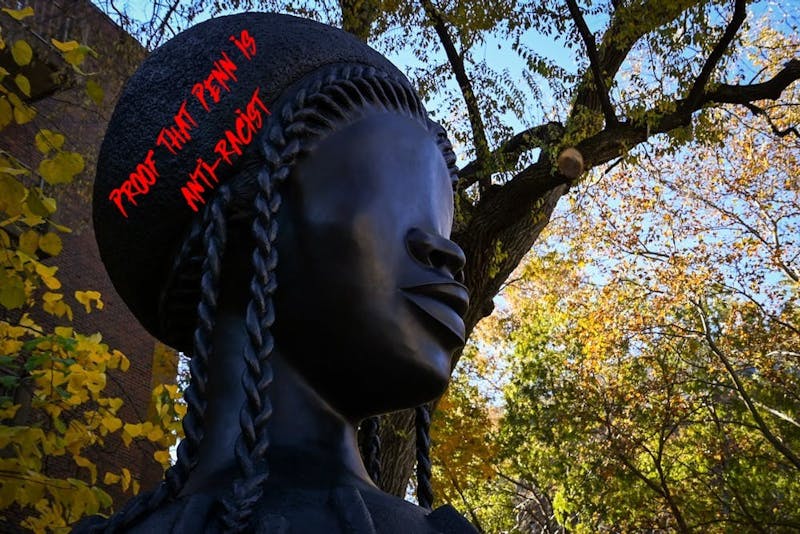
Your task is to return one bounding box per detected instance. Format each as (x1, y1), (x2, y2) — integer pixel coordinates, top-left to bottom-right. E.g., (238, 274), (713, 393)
(427, 504), (480, 534)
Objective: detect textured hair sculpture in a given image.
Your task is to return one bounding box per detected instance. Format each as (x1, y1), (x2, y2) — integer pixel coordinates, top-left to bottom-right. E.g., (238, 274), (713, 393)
(85, 12), (470, 534)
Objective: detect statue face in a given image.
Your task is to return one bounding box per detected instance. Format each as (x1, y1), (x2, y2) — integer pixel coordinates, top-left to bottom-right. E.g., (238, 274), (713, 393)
(273, 113), (467, 417)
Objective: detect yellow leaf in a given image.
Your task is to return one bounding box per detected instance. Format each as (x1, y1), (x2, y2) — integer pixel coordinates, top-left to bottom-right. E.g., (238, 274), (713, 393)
(49, 220), (70, 233)
(153, 450), (170, 466)
(34, 129), (65, 154)
(0, 174), (26, 215)
(0, 97), (12, 128)
(8, 93), (34, 123)
(146, 427), (164, 442)
(101, 416), (122, 433)
(11, 40), (32, 66)
(38, 151), (84, 184)
(121, 468), (131, 492)
(18, 229), (38, 255)
(54, 326), (72, 337)
(39, 232), (62, 256)
(103, 472), (120, 485)
(24, 187), (54, 217)
(14, 74), (30, 97)
(50, 39), (79, 52)
(2, 6), (34, 20)
(0, 276), (26, 309)
(86, 79), (103, 105)
(74, 455), (97, 484)
(35, 263), (60, 290)
(74, 290), (102, 313)
(0, 403), (20, 419)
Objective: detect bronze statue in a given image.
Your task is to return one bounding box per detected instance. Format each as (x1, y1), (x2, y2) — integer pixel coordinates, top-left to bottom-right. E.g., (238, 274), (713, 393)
(79, 12), (476, 533)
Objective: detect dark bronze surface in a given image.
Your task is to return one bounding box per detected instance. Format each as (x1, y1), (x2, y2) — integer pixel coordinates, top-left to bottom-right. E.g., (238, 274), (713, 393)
(82, 11), (477, 534)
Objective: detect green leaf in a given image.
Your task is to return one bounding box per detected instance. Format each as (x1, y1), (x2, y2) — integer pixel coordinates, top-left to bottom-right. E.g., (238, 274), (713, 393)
(52, 415), (67, 434)
(38, 151), (84, 184)
(86, 79), (103, 105)
(0, 375), (18, 389)
(14, 73), (30, 97)
(34, 129), (65, 154)
(24, 354), (49, 372)
(11, 39), (32, 66)
(2, 6), (34, 20)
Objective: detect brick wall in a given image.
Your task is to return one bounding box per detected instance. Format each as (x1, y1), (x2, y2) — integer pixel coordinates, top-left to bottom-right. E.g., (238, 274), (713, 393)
(0, 0), (172, 523)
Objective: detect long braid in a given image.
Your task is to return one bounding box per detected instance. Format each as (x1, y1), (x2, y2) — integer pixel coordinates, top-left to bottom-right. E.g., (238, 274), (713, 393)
(359, 416), (382, 485)
(219, 166), (281, 531)
(217, 65), (436, 529)
(79, 189), (231, 533)
(415, 404), (434, 511)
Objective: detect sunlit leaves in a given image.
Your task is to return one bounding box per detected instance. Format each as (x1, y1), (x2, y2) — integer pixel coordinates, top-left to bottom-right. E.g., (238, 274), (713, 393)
(484, 98), (800, 530)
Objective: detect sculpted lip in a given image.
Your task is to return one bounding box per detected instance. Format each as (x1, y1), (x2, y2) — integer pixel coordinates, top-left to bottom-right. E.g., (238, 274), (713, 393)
(400, 282), (469, 343)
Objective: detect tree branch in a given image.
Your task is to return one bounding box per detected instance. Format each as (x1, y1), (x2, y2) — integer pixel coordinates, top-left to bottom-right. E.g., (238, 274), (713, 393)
(742, 101), (800, 138)
(693, 301), (800, 471)
(420, 0), (492, 194)
(565, 0), (618, 126)
(459, 122), (564, 188)
(685, 0), (747, 108)
(702, 59), (800, 105)
(572, 0), (703, 116)
(144, 0), (181, 50)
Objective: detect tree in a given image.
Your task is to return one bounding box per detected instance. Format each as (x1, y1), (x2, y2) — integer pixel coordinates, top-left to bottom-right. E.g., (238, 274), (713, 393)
(0, 7), (183, 531)
(453, 89), (800, 530)
(96, 0), (800, 499)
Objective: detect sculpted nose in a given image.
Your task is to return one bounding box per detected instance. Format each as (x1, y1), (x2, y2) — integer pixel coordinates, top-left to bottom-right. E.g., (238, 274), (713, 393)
(406, 228), (466, 283)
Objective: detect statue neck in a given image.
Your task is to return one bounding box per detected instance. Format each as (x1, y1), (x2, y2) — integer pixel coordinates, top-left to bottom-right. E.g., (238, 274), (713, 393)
(179, 310), (374, 496)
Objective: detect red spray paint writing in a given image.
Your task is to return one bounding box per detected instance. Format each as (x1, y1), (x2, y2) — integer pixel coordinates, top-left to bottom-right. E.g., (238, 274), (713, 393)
(109, 29), (268, 218)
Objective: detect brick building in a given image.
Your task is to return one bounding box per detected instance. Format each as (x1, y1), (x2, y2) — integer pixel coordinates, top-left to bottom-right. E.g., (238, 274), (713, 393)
(0, 0), (173, 525)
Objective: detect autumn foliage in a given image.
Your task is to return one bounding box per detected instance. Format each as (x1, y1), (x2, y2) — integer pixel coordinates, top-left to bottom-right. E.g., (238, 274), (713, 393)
(432, 71), (800, 534)
(0, 7), (182, 532)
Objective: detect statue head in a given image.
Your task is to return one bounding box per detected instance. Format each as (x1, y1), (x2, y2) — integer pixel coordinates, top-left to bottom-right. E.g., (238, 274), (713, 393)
(92, 12), (466, 531)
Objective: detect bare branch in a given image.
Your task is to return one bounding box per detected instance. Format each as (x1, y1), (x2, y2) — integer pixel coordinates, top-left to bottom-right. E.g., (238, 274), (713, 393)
(565, 0), (618, 126)
(420, 0), (492, 194)
(684, 0), (747, 108)
(145, 0), (181, 50)
(742, 102), (800, 138)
